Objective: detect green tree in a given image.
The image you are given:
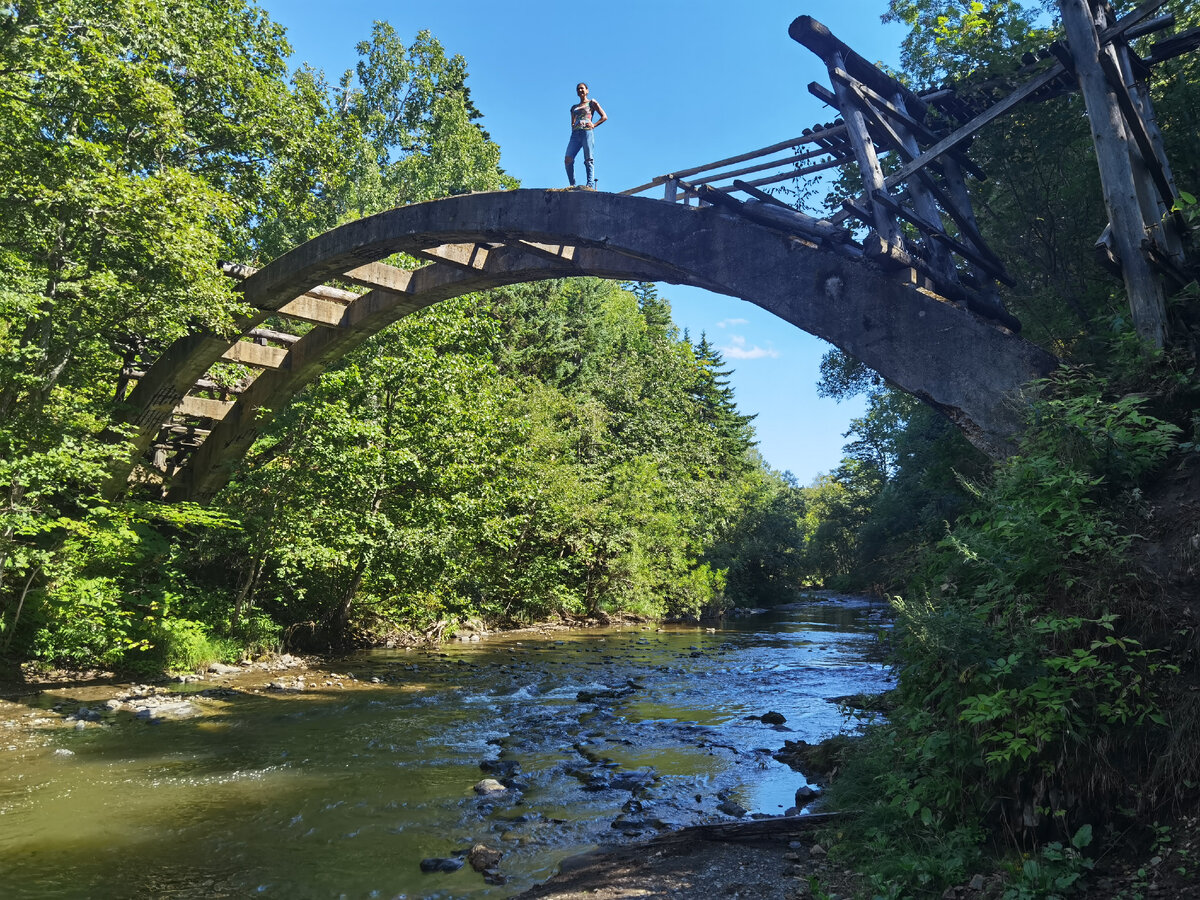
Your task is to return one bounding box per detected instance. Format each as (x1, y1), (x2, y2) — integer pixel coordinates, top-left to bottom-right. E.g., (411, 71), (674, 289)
(0, 0), (332, 659)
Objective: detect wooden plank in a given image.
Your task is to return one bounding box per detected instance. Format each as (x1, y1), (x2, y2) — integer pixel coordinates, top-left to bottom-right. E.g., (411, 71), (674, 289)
(1125, 12), (1174, 41)
(714, 157), (845, 193)
(1147, 26), (1200, 65)
(221, 341), (289, 368)
(620, 124), (848, 195)
(688, 145), (838, 187)
(174, 396), (235, 421)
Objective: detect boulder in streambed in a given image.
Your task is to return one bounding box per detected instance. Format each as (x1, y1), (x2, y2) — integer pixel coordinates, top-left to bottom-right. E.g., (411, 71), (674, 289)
(467, 843), (502, 872)
(479, 757), (520, 778)
(419, 856), (465, 873)
(717, 799), (748, 817)
(795, 785), (819, 805)
(760, 711), (787, 725)
(473, 778), (507, 795)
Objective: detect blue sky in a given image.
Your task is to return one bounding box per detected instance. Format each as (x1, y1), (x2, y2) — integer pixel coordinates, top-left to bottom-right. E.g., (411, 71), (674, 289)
(259, 0), (910, 483)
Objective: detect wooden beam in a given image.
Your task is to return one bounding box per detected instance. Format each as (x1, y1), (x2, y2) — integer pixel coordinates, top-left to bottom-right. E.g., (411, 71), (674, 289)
(828, 50), (899, 243)
(884, 63), (1068, 189)
(221, 341), (289, 368)
(827, 68), (988, 181)
(174, 396), (235, 421)
(790, 16), (929, 118)
(714, 158), (845, 196)
(620, 124), (848, 195)
(1059, 0), (1166, 347)
(688, 145), (839, 187)
(1097, 45), (1175, 208)
(248, 327), (301, 345)
(846, 81), (959, 282)
(732, 180), (793, 209)
(697, 184), (852, 245)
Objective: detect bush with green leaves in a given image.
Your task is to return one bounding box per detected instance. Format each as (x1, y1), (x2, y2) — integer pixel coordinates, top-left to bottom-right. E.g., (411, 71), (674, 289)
(826, 370), (1183, 895)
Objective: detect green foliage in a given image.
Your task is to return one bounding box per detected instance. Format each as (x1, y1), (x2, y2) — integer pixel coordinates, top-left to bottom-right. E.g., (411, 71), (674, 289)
(826, 370), (1184, 895)
(883, 0), (1053, 87)
(1001, 825), (1094, 900)
(211, 278), (779, 642)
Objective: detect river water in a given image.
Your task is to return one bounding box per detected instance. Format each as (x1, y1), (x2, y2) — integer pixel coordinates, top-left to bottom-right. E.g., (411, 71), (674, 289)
(0, 594), (890, 899)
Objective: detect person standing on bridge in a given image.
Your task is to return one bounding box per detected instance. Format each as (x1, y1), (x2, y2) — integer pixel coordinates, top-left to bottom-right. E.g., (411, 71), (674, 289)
(565, 82), (607, 189)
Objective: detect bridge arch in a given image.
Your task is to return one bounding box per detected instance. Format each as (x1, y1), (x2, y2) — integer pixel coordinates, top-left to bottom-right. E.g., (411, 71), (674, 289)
(115, 189), (1057, 501)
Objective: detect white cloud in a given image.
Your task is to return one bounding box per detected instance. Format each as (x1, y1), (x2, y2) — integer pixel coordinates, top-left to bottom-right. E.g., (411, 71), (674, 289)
(719, 334), (780, 360)
(716, 318), (748, 329)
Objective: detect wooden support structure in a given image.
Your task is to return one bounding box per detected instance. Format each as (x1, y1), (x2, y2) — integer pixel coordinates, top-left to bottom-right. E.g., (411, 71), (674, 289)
(1059, 0), (1171, 347)
(619, 5), (1195, 341)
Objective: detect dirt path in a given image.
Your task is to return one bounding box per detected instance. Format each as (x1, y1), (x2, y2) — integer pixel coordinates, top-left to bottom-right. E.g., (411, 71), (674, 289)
(514, 817), (859, 900)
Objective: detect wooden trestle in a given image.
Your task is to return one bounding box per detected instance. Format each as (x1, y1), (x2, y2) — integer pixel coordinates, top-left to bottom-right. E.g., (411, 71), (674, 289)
(622, 2), (1198, 342)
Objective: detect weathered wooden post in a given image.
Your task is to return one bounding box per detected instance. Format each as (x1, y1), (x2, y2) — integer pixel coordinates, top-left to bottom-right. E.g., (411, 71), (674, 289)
(1059, 0), (1167, 348)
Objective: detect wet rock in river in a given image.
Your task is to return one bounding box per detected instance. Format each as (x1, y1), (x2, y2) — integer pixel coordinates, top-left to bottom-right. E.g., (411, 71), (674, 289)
(467, 843), (502, 872)
(575, 684), (637, 704)
(473, 778), (507, 795)
(795, 785), (819, 805)
(607, 769), (657, 792)
(419, 856), (465, 873)
(479, 757), (520, 778)
(717, 798), (748, 817)
(760, 711), (787, 725)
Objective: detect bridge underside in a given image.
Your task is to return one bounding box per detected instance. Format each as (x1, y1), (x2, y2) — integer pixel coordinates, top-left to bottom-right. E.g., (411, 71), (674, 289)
(111, 189), (1058, 501)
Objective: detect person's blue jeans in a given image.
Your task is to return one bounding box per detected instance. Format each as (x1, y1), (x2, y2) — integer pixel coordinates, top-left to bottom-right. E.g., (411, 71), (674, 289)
(565, 128), (595, 187)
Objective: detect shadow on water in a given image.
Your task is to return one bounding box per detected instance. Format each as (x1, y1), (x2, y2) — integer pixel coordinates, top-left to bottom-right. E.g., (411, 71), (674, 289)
(0, 594), (891, 899)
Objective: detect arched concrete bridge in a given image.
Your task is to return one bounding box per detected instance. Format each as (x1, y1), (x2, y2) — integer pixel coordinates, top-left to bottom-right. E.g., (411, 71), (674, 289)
(113, 189), (1058, 501)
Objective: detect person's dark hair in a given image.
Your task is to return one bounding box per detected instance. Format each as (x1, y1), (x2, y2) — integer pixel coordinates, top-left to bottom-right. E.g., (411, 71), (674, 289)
(576, 82), (588, 90)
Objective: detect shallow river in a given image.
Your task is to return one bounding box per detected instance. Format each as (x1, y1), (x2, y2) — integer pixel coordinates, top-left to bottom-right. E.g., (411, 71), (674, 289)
(0, 594), (890, 899)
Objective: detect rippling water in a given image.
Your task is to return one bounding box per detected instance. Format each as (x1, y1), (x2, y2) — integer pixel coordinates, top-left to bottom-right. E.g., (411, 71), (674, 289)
(0, 594), (890, 899)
